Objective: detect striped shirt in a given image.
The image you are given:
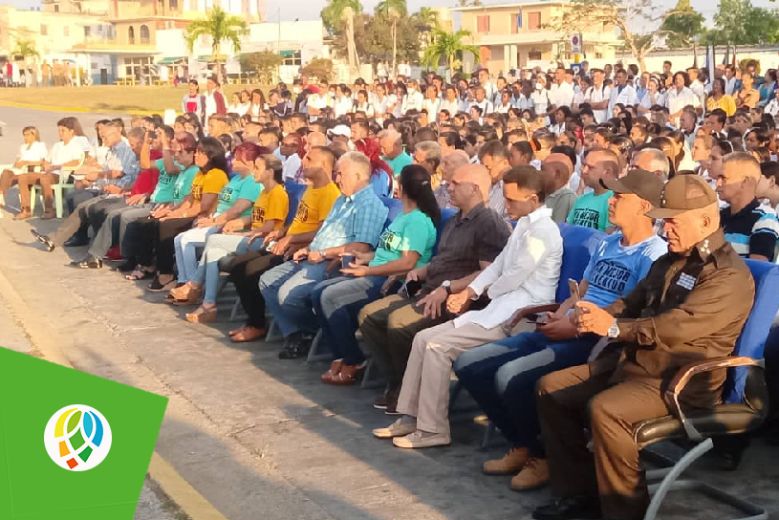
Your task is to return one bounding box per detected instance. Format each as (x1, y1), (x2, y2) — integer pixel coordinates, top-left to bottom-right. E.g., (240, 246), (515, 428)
(309, 185), (388, 251)
(720, 199), (779, 261)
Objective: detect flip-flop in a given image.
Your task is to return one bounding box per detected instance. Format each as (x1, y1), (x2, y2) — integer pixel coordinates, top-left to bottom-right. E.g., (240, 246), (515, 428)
(125, 269), (152, 281)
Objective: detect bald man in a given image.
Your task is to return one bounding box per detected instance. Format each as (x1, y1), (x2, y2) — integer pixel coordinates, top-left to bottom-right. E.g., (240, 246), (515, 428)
(379, 129), (412, 176)
(436, 150), (471, 209)
(717, 151), (779, 261)
(541, 154), (577, 223)
(359, 163), (510, 416)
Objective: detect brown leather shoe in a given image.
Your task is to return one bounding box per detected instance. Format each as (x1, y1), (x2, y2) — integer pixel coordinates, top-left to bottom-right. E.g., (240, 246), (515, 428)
(41, 209), (56, 220)
(483, 447), (530, 475)
(510, 457), (549, 491)
(325, 362), (366, 385)
(321, 359), (344, 383)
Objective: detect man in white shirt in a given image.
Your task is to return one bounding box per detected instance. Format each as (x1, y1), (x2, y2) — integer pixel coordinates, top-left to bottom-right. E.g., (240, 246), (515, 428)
(402, 80), (424, 113)
(607, 69), (638, 118)
(549, 67), (575, 109)
(687, 67), (707, 109)
(373, 166), (563, 449)
(724, 65), (739, 96)
(439, 85), (460, 115)
(586, 69), (612, 123)
(478, 68), (497, 104)
(470, 87), (494, 116)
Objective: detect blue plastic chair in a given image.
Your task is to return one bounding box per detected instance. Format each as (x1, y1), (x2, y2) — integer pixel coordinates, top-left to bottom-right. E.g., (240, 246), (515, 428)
(637, 259), (779, 520)
(284, 181), (307, 226)
(380, 196), (404, 224)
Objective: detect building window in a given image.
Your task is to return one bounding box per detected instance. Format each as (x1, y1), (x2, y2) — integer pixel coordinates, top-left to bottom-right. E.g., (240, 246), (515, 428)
(528, 12), (541, 30)
(281, 50), (302, 66)
(140, 24), (150, 44)
(123, 56), (153, 79)
(128, 26), (135, 44)
(64, 26), (69, 37)
(476, 15), (490, 34)
(54, 5), (59, 12)
(595, 52), (603, 59)
(528, 50), (542, 61)
(511, 14), (521, 34)
(169, 0), (178, 9)
(41, 24), (48, 36)
(84, 26), (91, 38)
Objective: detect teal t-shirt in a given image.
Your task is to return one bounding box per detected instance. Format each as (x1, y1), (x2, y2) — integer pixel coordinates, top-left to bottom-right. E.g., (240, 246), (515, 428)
(149, 158), (179, 204)
(216, 174), (261, 217)
(566, 190), (613, 231)
(172, 164), (199, 205)
(369, 208), (436, 268)
(385, 151), (413, 178)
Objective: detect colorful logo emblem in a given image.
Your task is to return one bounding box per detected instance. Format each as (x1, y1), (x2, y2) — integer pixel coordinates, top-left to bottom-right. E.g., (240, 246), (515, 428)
(43, 404), (113, 472)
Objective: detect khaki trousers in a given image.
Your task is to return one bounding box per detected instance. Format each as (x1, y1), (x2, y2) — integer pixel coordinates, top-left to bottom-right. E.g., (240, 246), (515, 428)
(537, 362), (670, 520)
(396, 320), (517, 436)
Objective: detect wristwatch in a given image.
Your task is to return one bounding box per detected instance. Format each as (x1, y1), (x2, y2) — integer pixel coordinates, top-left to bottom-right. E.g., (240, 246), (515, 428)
(441, 280), (452, 295)
(607, 320), (620, 339)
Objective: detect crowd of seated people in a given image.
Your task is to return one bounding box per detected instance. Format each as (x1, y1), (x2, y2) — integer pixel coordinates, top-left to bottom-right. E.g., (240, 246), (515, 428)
(4, 61), (779, 520)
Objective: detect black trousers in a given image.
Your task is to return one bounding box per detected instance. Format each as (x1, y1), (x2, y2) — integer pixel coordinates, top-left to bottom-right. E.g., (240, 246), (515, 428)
(225, 250), (284, 328)
(123, 216), (159, 266)
(156, 217), (196, 274)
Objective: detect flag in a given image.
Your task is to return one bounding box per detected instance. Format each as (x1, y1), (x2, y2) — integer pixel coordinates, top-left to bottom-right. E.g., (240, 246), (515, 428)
(706, 44), (715, 75)
(517, 8), (523, 28)
(0, 348), (168, 520)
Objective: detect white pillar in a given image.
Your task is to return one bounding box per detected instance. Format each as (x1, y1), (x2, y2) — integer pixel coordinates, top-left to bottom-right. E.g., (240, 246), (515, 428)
(503, 45), (510, 74)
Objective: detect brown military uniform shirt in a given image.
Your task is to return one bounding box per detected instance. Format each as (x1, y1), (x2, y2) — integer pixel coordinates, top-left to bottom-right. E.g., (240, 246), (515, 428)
(421, 203), (511, 295)
(604, 229), (755, 408)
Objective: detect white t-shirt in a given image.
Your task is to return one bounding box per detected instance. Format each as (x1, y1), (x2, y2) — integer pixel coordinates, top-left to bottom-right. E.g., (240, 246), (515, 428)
(531, 89), (550, 115)
(49, 137), (89, 169)
(549, 82), (575, 108)
(17, 141), (48, 162)
(586, 84), (612, 123)
(439, 98), (459, 115)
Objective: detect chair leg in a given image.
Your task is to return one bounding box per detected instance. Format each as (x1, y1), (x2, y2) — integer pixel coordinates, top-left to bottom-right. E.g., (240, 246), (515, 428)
(29, 185), (38, 215)
(360, 357), (386, 390)
(265, 319), (283, 342)
(54, 185), (64, 218)
(480, 422), (497, 451)
(306, 330), (331, 363)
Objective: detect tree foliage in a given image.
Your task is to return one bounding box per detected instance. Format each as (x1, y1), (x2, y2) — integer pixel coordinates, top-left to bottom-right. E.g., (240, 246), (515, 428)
(239, 51), (282, 82)
(12, 39), (39, 60)
(422, 28), (479, 78)
(300, 58), (335, 82)
(706, 0), (779, 45)
(184, 6), (248, 63)
(661, 0), (705, 48)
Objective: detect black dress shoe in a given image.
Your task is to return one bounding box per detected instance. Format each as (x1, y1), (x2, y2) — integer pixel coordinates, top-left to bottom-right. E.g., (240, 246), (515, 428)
(532, 496), (602, 520)
(30, 229), (55, 252)
(77, 257), (103, 269)
(278, 335), (311, 359)
(63, 236), (89, 247)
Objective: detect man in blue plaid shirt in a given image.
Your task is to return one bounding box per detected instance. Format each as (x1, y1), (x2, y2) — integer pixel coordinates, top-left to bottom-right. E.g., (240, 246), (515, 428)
(260, 151), (389, 359)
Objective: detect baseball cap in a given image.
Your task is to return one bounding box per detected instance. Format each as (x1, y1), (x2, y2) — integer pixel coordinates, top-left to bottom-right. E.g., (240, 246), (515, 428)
(645, 174), (718, 219)
(600, 169), (663, 207)
(327, 124), (351, 139)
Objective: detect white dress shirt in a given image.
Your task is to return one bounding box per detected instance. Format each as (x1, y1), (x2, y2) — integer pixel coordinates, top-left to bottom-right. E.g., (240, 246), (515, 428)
(454, 205), (563, 329)
(585, 84), (612, 123)
(608, 84), (638, 117)
(549, 82), (575, 108)
(439, 98), (459, 115)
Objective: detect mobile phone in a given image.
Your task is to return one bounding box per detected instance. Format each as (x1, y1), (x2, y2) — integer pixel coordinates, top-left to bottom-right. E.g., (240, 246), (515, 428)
(399, 279), (422, 299)
(568, 279), (581, 302)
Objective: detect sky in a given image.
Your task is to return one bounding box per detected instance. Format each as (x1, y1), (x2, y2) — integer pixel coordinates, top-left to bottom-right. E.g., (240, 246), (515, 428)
(6, 0), (778, 24)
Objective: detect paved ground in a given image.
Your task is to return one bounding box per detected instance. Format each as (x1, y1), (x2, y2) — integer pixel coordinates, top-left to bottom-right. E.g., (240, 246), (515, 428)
(2, 106), (779, 519)
(0, 264), (182, 520)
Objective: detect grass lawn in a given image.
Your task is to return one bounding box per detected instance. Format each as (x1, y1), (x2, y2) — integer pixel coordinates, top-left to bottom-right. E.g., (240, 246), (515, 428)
(0, 84), (263, 114)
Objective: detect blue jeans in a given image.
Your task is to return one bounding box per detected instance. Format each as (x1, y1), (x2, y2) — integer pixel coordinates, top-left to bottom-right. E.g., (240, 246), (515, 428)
(311, 275), (386, 364)
(259, 259), (331, 338)
(454, 331), (597, 455)
(191, 234), (262, 304)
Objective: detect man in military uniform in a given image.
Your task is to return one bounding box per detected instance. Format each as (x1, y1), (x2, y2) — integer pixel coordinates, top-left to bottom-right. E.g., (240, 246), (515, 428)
(532, 175), (755, 520)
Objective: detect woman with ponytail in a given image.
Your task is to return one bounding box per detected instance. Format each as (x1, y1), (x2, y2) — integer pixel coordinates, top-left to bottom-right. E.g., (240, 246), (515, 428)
(312, 164), (440, 385)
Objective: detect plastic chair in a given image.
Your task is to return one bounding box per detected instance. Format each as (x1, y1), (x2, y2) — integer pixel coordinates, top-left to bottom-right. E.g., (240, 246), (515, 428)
(380, 196), (403, 224)
(30, 182), (76, 218)
(636, 259), (779, 520)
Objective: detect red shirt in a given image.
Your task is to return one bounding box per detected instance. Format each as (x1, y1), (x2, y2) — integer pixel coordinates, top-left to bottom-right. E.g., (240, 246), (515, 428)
(129, 149), (162, 196)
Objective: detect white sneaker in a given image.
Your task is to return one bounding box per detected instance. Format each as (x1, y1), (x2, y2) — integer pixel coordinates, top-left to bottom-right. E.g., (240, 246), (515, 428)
(372, 416), (416, 439)
(392, 430), (451, 449)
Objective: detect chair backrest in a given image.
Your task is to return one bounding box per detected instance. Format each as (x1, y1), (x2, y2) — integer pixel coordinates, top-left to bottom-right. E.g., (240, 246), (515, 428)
(433, 207), (459, 255)
(284, 181), (307, 227)
(380, 196), (404, 226)
(724, 259), (779, 404)
(555, 223), (606, 303)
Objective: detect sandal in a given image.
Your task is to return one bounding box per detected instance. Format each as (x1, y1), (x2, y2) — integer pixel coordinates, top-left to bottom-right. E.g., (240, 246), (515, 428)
(185, 305), (217, 324)
(147, 276), (176, 292)
(165, 285), (203, 306)
(228, 326), (247, 337)
(13, 208), (31, 220)
(230, 327), (266, 343)
(320, 359), (344, 383)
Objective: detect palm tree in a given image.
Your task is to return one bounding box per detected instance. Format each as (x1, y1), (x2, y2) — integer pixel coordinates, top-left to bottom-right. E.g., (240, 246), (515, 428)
(413, 7), (440, 50)
(422, 28), (478, 79)
(377, 0), (407, 79)
(184, 6), (248, 76)
(322, 0), (363, 77)
(12, 39), (39, 86)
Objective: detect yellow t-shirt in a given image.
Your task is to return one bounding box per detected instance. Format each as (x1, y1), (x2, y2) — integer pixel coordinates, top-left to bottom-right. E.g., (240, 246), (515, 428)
(190, 168), (229, 202)
(287, 181), (341, 235)
(706, 95), (737, 117)
(252, 183), (289, 230)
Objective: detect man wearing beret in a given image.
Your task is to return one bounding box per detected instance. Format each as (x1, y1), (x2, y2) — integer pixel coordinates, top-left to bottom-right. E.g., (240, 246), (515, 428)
(533, 175), (755, 520)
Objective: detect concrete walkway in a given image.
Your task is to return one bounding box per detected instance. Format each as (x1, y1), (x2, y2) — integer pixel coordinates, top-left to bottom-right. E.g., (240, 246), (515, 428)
(1, 213), (778, 520)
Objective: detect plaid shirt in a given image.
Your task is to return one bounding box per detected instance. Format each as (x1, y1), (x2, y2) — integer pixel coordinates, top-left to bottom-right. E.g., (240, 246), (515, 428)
(106, 140), (140, 190)
(309, 185), (388, 251)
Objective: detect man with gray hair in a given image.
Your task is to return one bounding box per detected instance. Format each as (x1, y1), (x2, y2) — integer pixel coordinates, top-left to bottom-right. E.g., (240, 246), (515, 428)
(260, 151), (389, 359)
(413, 141), (442, 180)
(631, 147), (671, 181)
(379, 129), (412, 177)
(436, 150), (470, 208)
